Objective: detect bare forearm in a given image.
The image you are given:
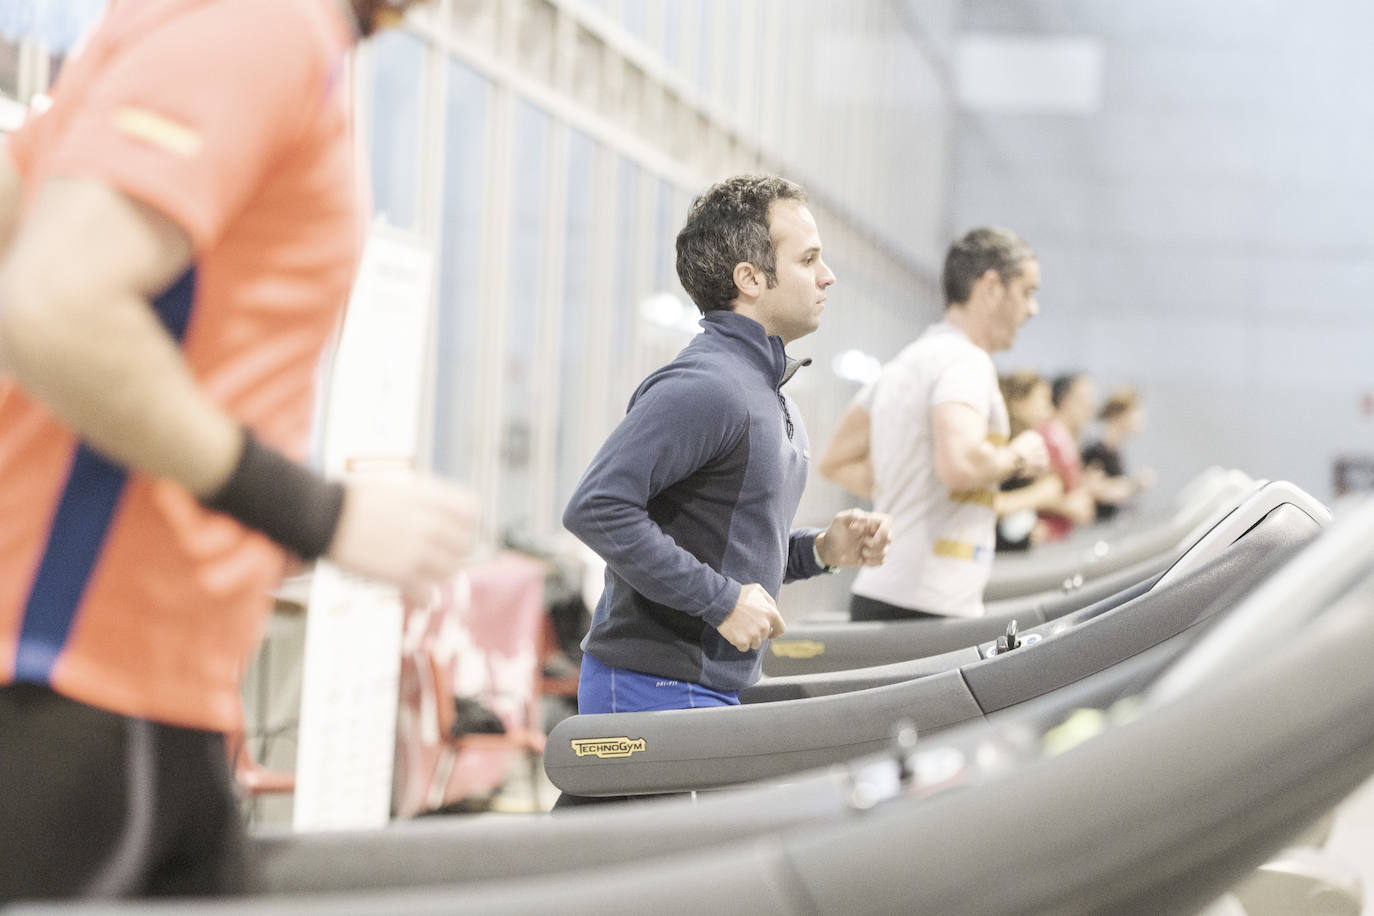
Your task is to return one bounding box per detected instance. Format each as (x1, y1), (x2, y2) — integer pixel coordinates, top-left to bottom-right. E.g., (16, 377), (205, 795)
(0, 148), (21, 273)
(0, 178), (244, 495)
(819, 402), (872, 498)
(994, 474), (1062, 516)
(1093, 475), (1136, 505)
(0, 151), (22, 377)
(1041, 486), (1096, 524)
(939, 440), (1018, 491)
(0, 275), (240, 496)
(822, 457), (873, 500)
(931, 402), (1038, 492)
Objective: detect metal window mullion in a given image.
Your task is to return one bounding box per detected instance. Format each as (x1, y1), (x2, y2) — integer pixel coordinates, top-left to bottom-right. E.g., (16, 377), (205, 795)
(475, 83), (516, 543)
(580, 141), (618, 482)
(735, 0), (757, 136)
(777, 3), (799, 181)
(530, 119), (570, 539)
(416, 1), (936, 290)
(412, 15), (697, 190)
(628, 167), (657, 386)
(17, 37), (50, 101)
(414, 31), (448, 473)
(756, 0), (780, 164)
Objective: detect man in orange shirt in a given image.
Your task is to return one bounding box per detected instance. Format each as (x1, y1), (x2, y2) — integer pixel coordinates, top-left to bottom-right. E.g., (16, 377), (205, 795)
(0, 0), (465, 899)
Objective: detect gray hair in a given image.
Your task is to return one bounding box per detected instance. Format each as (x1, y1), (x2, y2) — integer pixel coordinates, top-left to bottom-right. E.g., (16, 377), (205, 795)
(942, 227), (1035, 306)
(676, 175), (808, 314)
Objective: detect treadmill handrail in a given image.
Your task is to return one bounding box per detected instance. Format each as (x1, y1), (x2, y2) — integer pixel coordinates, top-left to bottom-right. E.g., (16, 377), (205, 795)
(769, 479), (1279, 679)
(1151, 479), (1331, 591)
(1151, 494), (1374, 704)
(983, 473), (1258, 600)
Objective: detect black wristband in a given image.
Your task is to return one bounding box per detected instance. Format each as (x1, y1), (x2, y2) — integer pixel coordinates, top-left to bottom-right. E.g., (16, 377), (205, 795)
(200, 428), (345, 561)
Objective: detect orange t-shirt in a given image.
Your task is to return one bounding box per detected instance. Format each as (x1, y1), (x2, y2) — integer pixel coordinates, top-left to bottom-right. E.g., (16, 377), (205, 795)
(0, 0), (360, 732)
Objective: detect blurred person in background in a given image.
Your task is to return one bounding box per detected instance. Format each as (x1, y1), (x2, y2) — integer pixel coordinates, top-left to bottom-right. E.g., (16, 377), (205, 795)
(820, 227), (1049, 621)
(0, 0), (475, 900)
(1082, 384), (1156, 523)
(1035, 372), (1101, 543)
(994, 370), (1095, 551)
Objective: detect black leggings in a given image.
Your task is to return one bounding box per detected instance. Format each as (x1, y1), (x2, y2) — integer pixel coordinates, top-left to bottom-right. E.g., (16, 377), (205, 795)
(849, 593), (945, 622)
(0, 684), (249, 902)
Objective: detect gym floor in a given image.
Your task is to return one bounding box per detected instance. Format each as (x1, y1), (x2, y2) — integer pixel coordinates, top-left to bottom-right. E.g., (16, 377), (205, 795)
(1328, 776), (1374, 912)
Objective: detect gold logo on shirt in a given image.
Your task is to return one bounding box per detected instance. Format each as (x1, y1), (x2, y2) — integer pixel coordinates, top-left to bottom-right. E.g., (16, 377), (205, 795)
(933, 539), (977, 560)
(570, 737), (647, 759)
(770, 640), (826, 659)
(949, 489), (996, 507)
(112, 107), (203, 157)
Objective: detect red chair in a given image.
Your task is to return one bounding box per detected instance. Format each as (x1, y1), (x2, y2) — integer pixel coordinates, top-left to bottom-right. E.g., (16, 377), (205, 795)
(393, 552), (549, 816)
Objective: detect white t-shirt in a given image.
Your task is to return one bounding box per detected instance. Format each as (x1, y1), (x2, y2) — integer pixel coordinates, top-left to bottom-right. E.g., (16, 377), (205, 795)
(851, 321), (1009, 617)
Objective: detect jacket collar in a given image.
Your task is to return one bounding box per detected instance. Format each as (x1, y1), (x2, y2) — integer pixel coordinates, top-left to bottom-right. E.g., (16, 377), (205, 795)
(780, 354), (812, 388)
(699, 310), (811, 390)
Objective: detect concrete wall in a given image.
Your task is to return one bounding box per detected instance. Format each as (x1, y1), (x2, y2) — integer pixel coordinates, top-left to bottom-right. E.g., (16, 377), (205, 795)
(951, 0), (1374, 506)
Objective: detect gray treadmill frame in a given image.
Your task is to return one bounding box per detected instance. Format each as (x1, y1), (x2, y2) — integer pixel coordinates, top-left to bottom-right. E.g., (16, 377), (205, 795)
(982, 467), (1255, 600)
(760, 480), (1331, 687)
(762, 477), (1294, 677)
(22, 499), (1374, 916)
(544, 485), (1325, 796)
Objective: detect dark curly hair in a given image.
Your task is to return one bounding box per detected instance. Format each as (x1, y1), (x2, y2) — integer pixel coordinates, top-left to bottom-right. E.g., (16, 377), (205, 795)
(1051, 373), (1087, 408)
(675, 175), (808, 314)
(942, 227), (1035, 307)
(1099, 385), (1140, 421)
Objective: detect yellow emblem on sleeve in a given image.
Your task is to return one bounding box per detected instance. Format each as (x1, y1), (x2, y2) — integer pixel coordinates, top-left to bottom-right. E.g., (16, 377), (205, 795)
(112, 107), (203, 157)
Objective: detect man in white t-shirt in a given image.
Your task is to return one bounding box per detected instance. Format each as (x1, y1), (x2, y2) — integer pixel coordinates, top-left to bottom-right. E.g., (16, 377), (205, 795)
(819, 227), (1049, 620)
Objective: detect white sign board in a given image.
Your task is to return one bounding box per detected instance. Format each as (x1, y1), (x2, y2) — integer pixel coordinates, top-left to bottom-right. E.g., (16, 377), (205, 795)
(293, 223), (434, 832)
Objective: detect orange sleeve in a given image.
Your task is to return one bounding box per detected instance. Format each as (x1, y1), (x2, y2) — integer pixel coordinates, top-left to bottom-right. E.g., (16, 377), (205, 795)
(39, 0), (343, 251)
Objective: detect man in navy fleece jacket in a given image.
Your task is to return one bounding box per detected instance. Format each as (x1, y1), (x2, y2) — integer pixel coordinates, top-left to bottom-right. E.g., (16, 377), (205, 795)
(563, 175), (892, 719)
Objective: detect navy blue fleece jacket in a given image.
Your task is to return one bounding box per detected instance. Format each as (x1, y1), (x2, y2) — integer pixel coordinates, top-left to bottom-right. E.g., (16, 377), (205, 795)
(563, 309), (827, 691)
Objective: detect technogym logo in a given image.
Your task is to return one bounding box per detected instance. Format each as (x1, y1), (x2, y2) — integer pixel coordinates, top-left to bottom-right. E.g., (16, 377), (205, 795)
(570, 737), (648, 759)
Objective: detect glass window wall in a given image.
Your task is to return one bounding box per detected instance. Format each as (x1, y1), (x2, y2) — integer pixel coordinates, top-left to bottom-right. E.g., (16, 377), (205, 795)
(432, 58), (491, 483)
(498, 99), (550, 540)
(554, 128), (599, 516)
(367, 29), (425, 232)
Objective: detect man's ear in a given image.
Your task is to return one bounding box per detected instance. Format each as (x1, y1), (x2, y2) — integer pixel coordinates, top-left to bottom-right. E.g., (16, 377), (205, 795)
(733, 261), (760, 301)
(971, 267), (1001, 304)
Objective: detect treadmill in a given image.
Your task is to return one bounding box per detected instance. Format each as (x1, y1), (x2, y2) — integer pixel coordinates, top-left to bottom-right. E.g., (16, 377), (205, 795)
(24, 497), (1374, 915)
(543, 481), (1329, 797)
